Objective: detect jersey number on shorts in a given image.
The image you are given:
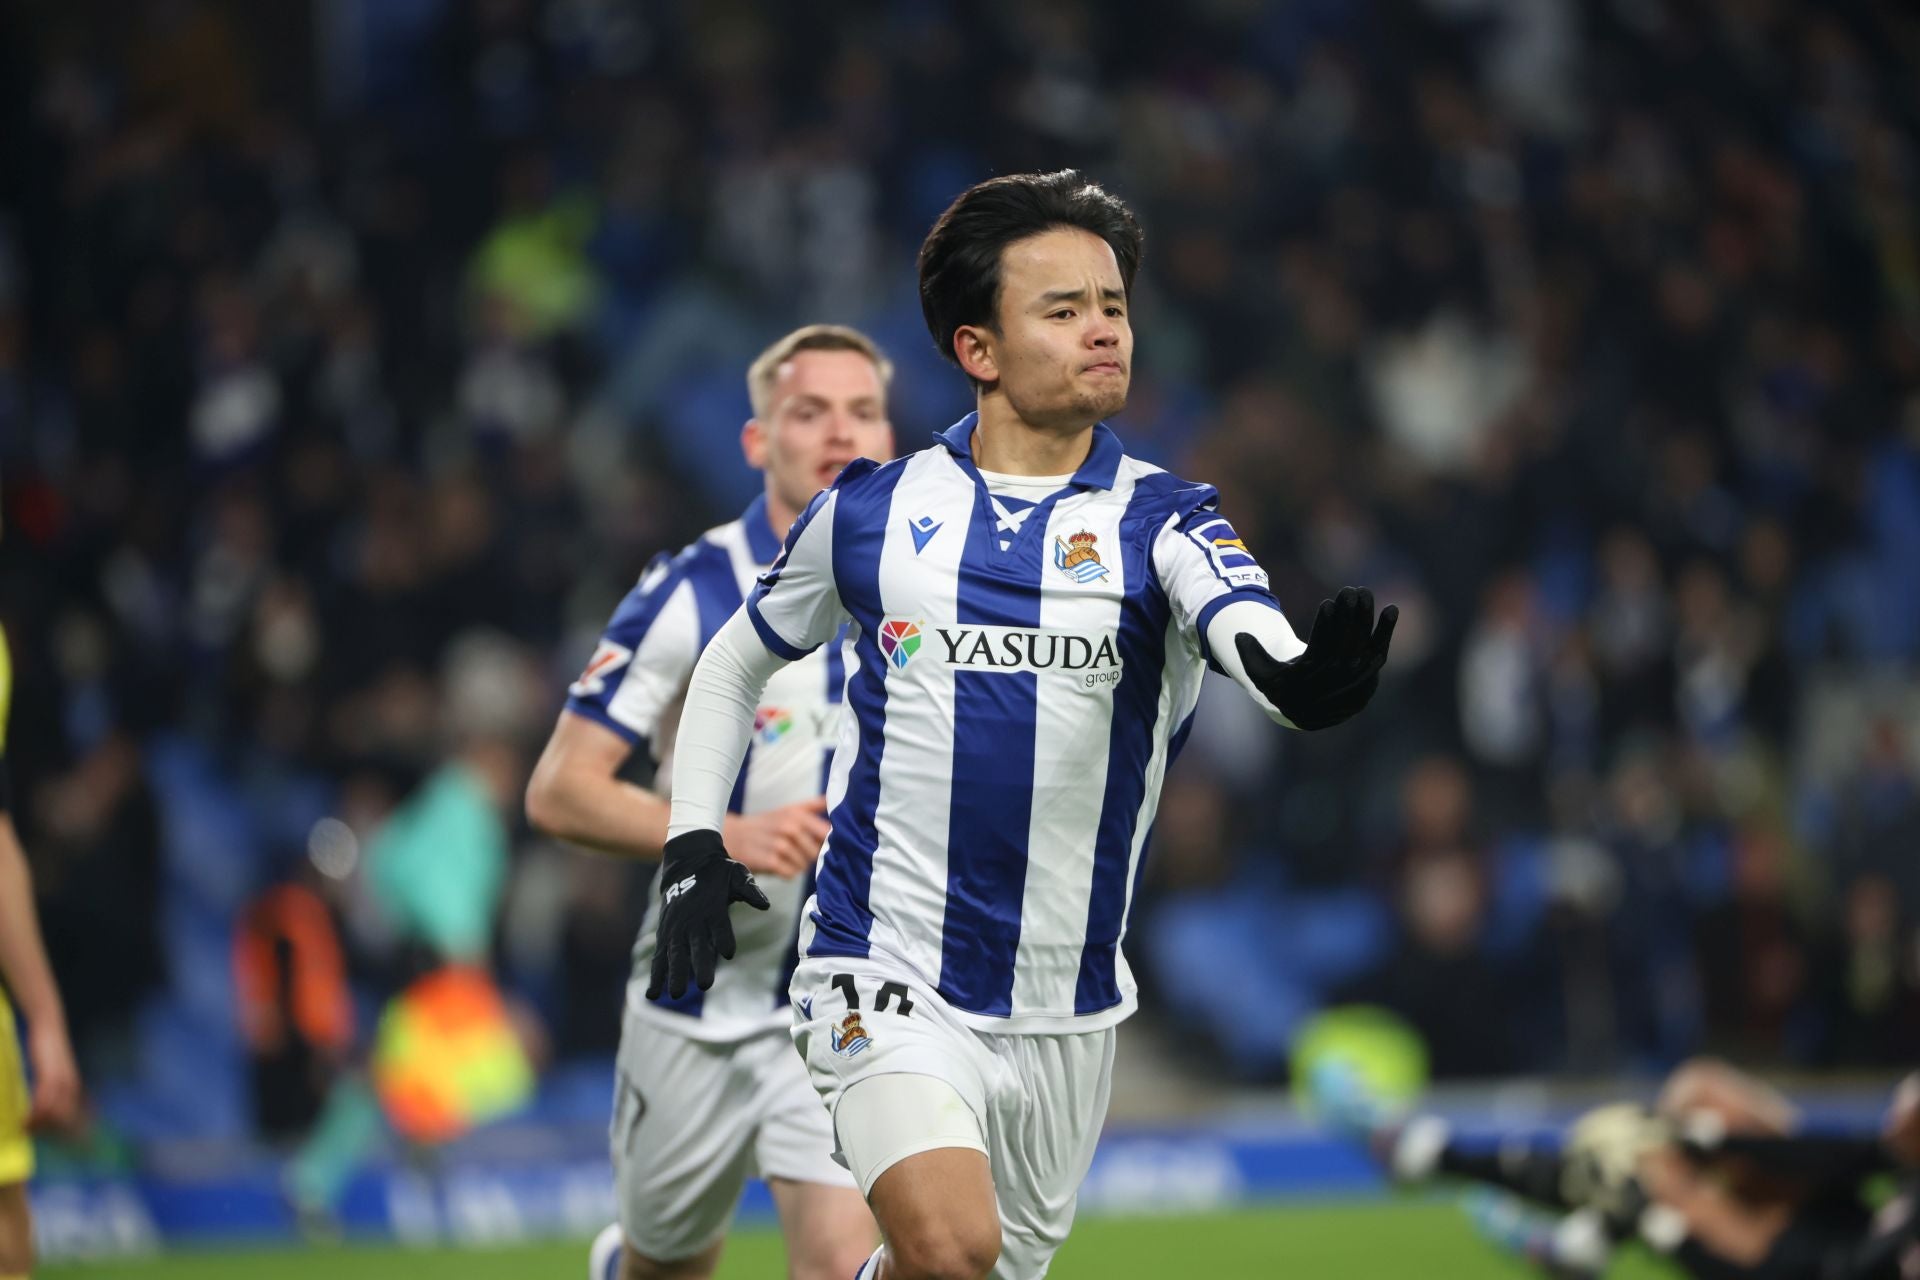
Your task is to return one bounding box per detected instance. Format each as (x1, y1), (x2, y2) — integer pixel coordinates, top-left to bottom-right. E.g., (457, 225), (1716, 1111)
(830, 973), (915, 1016)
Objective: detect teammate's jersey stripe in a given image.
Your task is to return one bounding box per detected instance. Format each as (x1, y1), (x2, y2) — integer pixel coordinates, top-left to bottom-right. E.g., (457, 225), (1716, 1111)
(740, 493), (785, 563)
(661, 576), (747, 1018)
(594, 498), (837, 1034)
(939, 493), (1053, 1017)
(684, 541), (746, 645)
(807, 461), (909, 959)
(1075, 482), (1175, 1013)
(684, 541), (754, 944)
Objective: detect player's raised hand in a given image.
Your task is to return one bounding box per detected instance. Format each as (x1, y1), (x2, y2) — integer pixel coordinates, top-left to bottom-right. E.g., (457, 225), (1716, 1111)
(646, 829), (772, 1000)
(1236, 585), (1397, 730)
(723, 797), (832, 879)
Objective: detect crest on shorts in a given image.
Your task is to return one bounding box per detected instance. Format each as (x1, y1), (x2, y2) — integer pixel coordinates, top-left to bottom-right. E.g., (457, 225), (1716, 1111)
(1053, 531), (1109, 584)
(830, 1011), (872, 1058)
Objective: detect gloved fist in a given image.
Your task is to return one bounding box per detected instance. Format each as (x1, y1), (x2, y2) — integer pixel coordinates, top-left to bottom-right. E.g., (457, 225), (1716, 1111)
(645, 829), (771, 1000)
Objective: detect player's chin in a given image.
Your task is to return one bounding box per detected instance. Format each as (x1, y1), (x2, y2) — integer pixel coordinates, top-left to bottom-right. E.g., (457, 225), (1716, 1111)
(1072, 381), (1128, 420)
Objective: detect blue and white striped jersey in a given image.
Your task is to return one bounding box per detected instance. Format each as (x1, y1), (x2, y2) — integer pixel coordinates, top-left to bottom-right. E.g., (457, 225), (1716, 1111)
(745, 415), (1284, 1033)
(567, 494), (848, 1042)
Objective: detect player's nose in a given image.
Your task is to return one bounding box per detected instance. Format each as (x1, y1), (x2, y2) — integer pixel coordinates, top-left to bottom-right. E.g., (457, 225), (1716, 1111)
(1086, 312), (1119, 347)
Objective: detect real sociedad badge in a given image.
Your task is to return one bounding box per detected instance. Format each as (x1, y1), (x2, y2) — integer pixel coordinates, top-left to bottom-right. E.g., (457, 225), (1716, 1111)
(1053, 531), (1110, 583)
(830, 1011), (872, 1058)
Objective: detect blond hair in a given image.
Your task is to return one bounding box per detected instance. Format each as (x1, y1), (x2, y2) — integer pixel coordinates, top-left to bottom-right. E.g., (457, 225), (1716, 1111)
(746, 324), (894, 418)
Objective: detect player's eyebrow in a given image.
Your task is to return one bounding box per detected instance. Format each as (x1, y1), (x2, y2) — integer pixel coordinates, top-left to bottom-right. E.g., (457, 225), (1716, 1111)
(787, 391), (881, 410)
(1036, 286), (1125, 307)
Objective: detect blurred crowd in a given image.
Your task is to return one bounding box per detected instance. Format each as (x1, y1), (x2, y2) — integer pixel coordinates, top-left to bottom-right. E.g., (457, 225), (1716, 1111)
(1, 0), (1918, 1132)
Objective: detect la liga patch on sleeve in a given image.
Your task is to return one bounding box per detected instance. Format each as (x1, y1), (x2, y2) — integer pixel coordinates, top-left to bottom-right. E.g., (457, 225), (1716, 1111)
(1193, 515), (1269, 589)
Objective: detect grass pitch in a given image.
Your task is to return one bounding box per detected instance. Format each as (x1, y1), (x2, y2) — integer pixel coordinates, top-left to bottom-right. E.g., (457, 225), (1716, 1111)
(42, 1200), (1678, 1278)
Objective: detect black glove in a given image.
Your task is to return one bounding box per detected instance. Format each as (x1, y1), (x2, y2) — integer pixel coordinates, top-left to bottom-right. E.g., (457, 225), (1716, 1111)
(645, 829), (771, 1000)
(1235, 585), (1398, 730)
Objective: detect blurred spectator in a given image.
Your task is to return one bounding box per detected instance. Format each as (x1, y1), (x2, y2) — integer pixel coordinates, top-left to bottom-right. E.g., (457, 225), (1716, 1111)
(233, 872), (353, 1137)
(1337, 757), (1550, 1078)
(27, 731), (164, 1074)
(1814, 873), (1920, 1068)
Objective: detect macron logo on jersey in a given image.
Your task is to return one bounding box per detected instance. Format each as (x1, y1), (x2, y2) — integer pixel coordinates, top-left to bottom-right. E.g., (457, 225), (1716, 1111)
(569, 640), (633, 697)
(907, 515), (943, 554)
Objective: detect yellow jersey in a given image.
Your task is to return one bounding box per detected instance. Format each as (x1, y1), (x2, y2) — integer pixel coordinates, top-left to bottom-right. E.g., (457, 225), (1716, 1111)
(0, 624), (29, 1183)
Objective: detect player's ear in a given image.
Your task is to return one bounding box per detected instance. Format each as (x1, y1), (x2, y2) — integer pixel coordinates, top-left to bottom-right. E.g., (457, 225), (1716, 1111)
(741, 417), (768, 468)
(953, 325), (998, 385)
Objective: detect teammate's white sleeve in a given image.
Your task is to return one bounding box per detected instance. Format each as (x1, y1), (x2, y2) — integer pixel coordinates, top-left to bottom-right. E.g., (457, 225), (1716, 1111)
(1152, 504), (1305, 727)
(564, 565), (702, 751)
(1207, 599), (1307, 728)
(665, 609), (788, 839)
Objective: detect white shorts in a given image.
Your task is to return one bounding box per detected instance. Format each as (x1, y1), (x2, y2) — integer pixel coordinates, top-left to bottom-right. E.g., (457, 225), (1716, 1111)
(790, 955), (1117, 1280)
(611, 1005), (854, 1261)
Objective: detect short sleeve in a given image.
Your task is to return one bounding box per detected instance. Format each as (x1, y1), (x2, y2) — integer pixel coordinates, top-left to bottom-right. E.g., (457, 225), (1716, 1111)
(564, 556), (703, 753)
(746, 485), (846, 660)
(1152, 503), (1283, 667)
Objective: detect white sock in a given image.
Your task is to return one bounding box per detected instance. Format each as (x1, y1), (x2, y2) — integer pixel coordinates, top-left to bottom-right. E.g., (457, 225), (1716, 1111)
(1640, 1203), (1691, 1254)
(1392, 1115), (1451, 1181)
(1550, 1209), (1613, 1272)
(854, 1244), (889, 1279)
(588, 1222), (624, 1280)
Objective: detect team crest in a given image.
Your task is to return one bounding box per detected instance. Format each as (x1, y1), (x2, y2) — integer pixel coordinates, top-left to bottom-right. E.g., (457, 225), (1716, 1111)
(830, 1011), (872, 1058)
(878, 619), (922, 670)
(1053, 531), (1110, 584)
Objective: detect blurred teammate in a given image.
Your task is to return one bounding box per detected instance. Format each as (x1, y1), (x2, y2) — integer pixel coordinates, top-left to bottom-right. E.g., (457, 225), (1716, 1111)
(0, 626), (84, 1279)
(527, 326), (894, 1280)
(1328, 1058), (1920, 1279)
(651, 171), (1397, 1280)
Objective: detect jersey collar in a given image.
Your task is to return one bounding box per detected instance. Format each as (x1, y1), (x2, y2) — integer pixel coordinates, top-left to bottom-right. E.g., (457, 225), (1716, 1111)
(740, 493), (785, 564)
(935, 412), (1124, 491)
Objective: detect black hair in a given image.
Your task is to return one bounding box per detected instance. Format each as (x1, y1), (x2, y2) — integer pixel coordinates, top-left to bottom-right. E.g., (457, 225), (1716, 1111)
(916, 170), (1144, 380)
